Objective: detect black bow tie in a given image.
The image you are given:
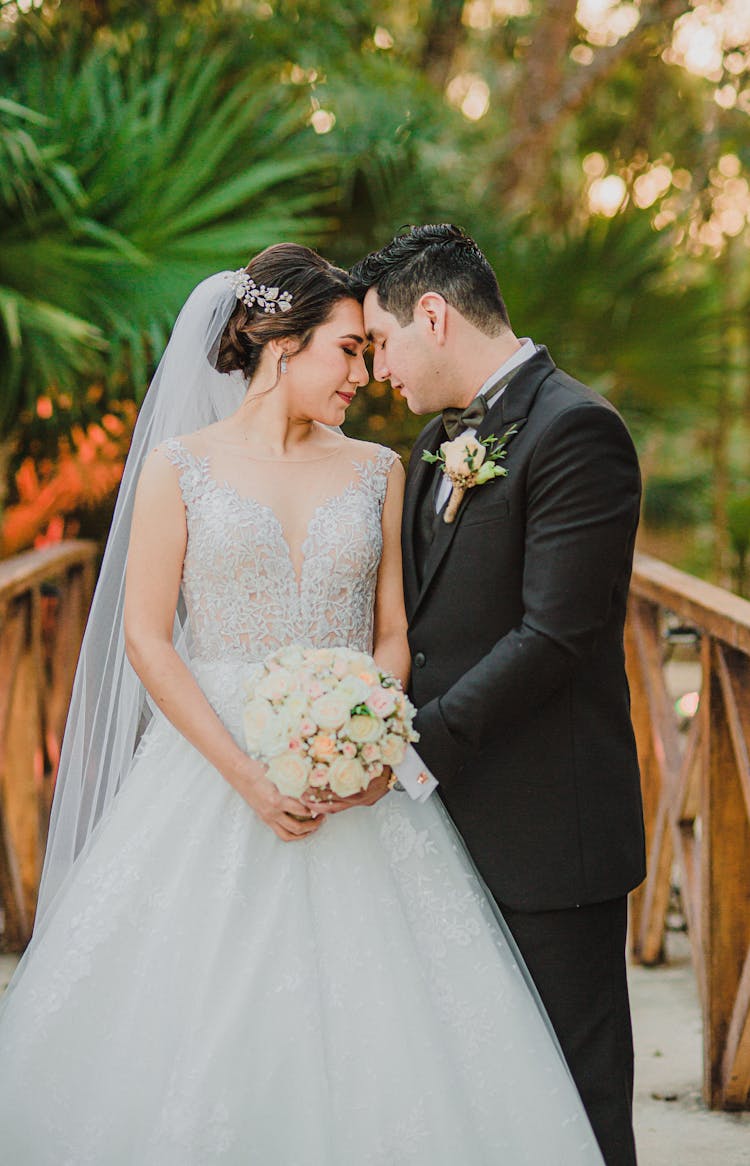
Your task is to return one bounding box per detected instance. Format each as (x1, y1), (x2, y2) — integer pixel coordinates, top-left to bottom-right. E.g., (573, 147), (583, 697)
(441, 396), (489, 441)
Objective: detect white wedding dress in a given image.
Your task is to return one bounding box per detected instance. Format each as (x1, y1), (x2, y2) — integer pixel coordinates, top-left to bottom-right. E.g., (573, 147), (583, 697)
(0, 437), (603, 1165)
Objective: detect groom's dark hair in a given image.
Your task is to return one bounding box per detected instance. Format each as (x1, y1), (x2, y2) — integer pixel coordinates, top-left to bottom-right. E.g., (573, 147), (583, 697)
(349, 224), (510, 335)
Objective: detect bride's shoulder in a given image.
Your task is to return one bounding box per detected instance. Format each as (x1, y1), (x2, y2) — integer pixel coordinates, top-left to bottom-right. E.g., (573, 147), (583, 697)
(149, 424), (220, 472)
(339, 435), (402, 472)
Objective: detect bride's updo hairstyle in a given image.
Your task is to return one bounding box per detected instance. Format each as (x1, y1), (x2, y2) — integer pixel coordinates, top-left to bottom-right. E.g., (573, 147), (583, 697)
(216, 243), (354, 381)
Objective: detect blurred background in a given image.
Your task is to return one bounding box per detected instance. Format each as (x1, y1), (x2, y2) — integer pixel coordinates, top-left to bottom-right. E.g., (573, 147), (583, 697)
(0, 0), (748, 591)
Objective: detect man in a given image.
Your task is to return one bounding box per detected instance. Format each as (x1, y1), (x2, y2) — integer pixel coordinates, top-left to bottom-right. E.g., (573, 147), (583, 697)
(350, 224), (645, 1166)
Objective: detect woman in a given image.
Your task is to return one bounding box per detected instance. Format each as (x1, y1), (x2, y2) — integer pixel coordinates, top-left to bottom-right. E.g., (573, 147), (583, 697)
(0, 244), (603, 1164)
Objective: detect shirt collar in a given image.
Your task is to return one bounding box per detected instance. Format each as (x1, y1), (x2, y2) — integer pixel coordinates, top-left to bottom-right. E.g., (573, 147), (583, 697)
(478, 338), (536, 406)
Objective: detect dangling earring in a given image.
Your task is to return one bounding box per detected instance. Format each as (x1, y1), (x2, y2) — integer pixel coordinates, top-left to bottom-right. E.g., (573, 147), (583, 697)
(280, 355), (288, 374)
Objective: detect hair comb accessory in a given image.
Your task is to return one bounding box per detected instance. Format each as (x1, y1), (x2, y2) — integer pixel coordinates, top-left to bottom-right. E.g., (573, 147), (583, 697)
(227, 270), (293, 314)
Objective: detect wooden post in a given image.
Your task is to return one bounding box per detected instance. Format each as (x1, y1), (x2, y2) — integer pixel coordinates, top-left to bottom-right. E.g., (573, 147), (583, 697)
(0, 542), (98, 951)
(627, 554), (750, 1110)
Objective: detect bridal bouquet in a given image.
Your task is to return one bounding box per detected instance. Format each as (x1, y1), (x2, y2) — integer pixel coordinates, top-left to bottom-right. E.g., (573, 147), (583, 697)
(242, 646), (419, 799)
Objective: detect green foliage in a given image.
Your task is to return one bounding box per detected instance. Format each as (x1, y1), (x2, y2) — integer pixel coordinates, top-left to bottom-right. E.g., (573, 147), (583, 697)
(0, 26), (337, 431)
(728, 494), (750, 554)
(481, 213), (725, 422)
(642, 473), (710, 531)
(0, 0), (747, 586)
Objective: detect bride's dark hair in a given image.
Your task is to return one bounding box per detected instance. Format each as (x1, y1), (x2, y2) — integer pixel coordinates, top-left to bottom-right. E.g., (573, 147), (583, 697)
(216, 243), (354, 381)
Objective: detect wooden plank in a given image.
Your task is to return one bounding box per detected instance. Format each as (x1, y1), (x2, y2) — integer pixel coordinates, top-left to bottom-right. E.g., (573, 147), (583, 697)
(631, 553), (750, 655)
(0, 803), (29, 950)
(0, 541), (98, 606)
(721, 945), (750, 1108)
(4, 641), (43, 928)
(0, 547), (98, 951)
(715, 648), (750, 824)
(702, 642), (750, 1108)
(627, 598), (679, 963)
(0, 604), (27, 751)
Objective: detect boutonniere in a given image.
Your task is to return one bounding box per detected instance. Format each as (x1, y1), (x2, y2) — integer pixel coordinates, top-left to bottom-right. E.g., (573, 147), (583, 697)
(422, 425), (518, 523)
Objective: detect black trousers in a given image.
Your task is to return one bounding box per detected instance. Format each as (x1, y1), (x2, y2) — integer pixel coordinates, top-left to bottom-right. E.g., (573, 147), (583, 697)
(500, 896), (637, 1166)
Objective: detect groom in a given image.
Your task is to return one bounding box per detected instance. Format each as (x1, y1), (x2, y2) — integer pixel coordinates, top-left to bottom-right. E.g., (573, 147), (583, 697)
(350, 224), (645, 1166)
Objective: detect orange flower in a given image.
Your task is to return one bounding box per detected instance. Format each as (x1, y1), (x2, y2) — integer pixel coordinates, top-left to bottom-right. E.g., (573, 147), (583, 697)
(101, 413), (125, 436)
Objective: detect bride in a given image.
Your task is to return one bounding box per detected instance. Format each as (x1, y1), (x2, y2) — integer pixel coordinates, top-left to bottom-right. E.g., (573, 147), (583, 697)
(0, 243), (604, 1164)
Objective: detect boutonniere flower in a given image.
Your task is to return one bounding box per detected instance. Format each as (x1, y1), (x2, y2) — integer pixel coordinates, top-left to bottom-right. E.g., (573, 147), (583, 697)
(422, 425), (518, 523)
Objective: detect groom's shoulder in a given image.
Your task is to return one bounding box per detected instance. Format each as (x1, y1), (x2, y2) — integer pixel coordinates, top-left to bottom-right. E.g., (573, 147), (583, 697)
(538, 362), (632, 434)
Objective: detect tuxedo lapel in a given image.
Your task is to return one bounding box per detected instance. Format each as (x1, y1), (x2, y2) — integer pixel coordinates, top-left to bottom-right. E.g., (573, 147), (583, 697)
(409, 346), (557, 621)
(402, 417), (445, 615)
(481, 345), (555, 437)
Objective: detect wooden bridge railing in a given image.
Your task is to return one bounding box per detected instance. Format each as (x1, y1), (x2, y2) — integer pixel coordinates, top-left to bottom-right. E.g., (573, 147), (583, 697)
(1, 542), (749, 1107)
(627, 552), (750, 1111)
(0, 540), (98, 951)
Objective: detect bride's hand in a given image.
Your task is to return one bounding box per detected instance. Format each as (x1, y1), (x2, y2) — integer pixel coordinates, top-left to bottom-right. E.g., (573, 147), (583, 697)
(302, 767), (392, 815)
(237, 761), (323, 842)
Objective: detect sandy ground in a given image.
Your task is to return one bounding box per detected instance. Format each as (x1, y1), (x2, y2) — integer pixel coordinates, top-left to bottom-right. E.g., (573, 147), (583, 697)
(2, 934), (749, 1163)
(630, 932), (750, 1165)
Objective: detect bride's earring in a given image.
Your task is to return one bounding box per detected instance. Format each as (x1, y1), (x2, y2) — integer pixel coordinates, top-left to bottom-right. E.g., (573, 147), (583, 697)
(280, 355), (288, 374)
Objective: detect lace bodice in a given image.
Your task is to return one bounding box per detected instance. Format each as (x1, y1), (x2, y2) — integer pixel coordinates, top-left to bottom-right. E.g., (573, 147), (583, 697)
(160, 438), (397, 665)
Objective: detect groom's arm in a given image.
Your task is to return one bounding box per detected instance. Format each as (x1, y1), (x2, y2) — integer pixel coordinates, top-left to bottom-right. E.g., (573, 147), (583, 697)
(413, 402), (641, 786)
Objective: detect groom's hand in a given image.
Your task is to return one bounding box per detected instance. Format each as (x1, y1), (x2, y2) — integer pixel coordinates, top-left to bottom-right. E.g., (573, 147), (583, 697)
(301, 768), (392, 814)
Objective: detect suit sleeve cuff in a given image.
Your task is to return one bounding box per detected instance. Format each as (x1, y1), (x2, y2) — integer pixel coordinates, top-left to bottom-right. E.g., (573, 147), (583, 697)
(412, 698), (465, 787)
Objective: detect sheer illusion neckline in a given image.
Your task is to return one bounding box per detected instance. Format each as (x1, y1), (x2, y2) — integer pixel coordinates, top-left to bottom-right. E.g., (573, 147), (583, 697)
(215, 477), (361, 591)
(197, 438), (345, 464)
(171, 438), (378, 591)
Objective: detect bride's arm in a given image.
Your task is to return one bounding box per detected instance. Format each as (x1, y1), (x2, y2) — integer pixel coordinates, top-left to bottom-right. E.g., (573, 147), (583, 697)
(372, 457), (410, 687)
(306, 457), (409, 816)
(124, 449), (322, 842)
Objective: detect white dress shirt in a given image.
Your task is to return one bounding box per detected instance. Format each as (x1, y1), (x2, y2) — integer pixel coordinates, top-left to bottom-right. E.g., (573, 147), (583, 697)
(435, 338), (536, 511)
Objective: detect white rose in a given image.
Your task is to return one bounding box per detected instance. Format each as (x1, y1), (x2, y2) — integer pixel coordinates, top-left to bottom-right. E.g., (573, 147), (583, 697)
(282, 691), (309, 722)
(336, 674), (372, 705)
(343, 714), (383, 744)
(256, 668), (293, 702)
(259, 711), (292, 757)
(380, 733), (407, 766)
(345, 651), (377, 677)
(266, 752), (312, 797)
(274, 646), (304, 670)
(328, 756), (368, 797)
(441, 435), (486, 477)
(310, 692), (351, 730)
(309, 648), (335, 670)
(242, 699), (274, 753)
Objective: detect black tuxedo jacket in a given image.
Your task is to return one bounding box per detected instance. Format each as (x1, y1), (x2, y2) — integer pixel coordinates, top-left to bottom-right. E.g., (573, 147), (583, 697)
(404, 346), (646, 912)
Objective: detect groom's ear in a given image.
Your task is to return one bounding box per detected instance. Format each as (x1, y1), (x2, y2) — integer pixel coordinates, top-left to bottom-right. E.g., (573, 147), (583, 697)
(416, 293), (448, 344)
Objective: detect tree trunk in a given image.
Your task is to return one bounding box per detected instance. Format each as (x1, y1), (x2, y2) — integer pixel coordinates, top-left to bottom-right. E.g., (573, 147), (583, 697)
(421, 0), (466, 91)
(493, 0), (690, 212)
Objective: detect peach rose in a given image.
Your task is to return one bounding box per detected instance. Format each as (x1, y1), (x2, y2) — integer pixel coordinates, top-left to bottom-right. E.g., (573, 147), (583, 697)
(441, 435), (486, 477)
(367, 686), (397, 718)
(360, 742), (382, 765)
(309, 765), (330, 788)
(345, 651), (376, 677)
(310, 733), (338, 762)
(380, 733), (407, 766)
